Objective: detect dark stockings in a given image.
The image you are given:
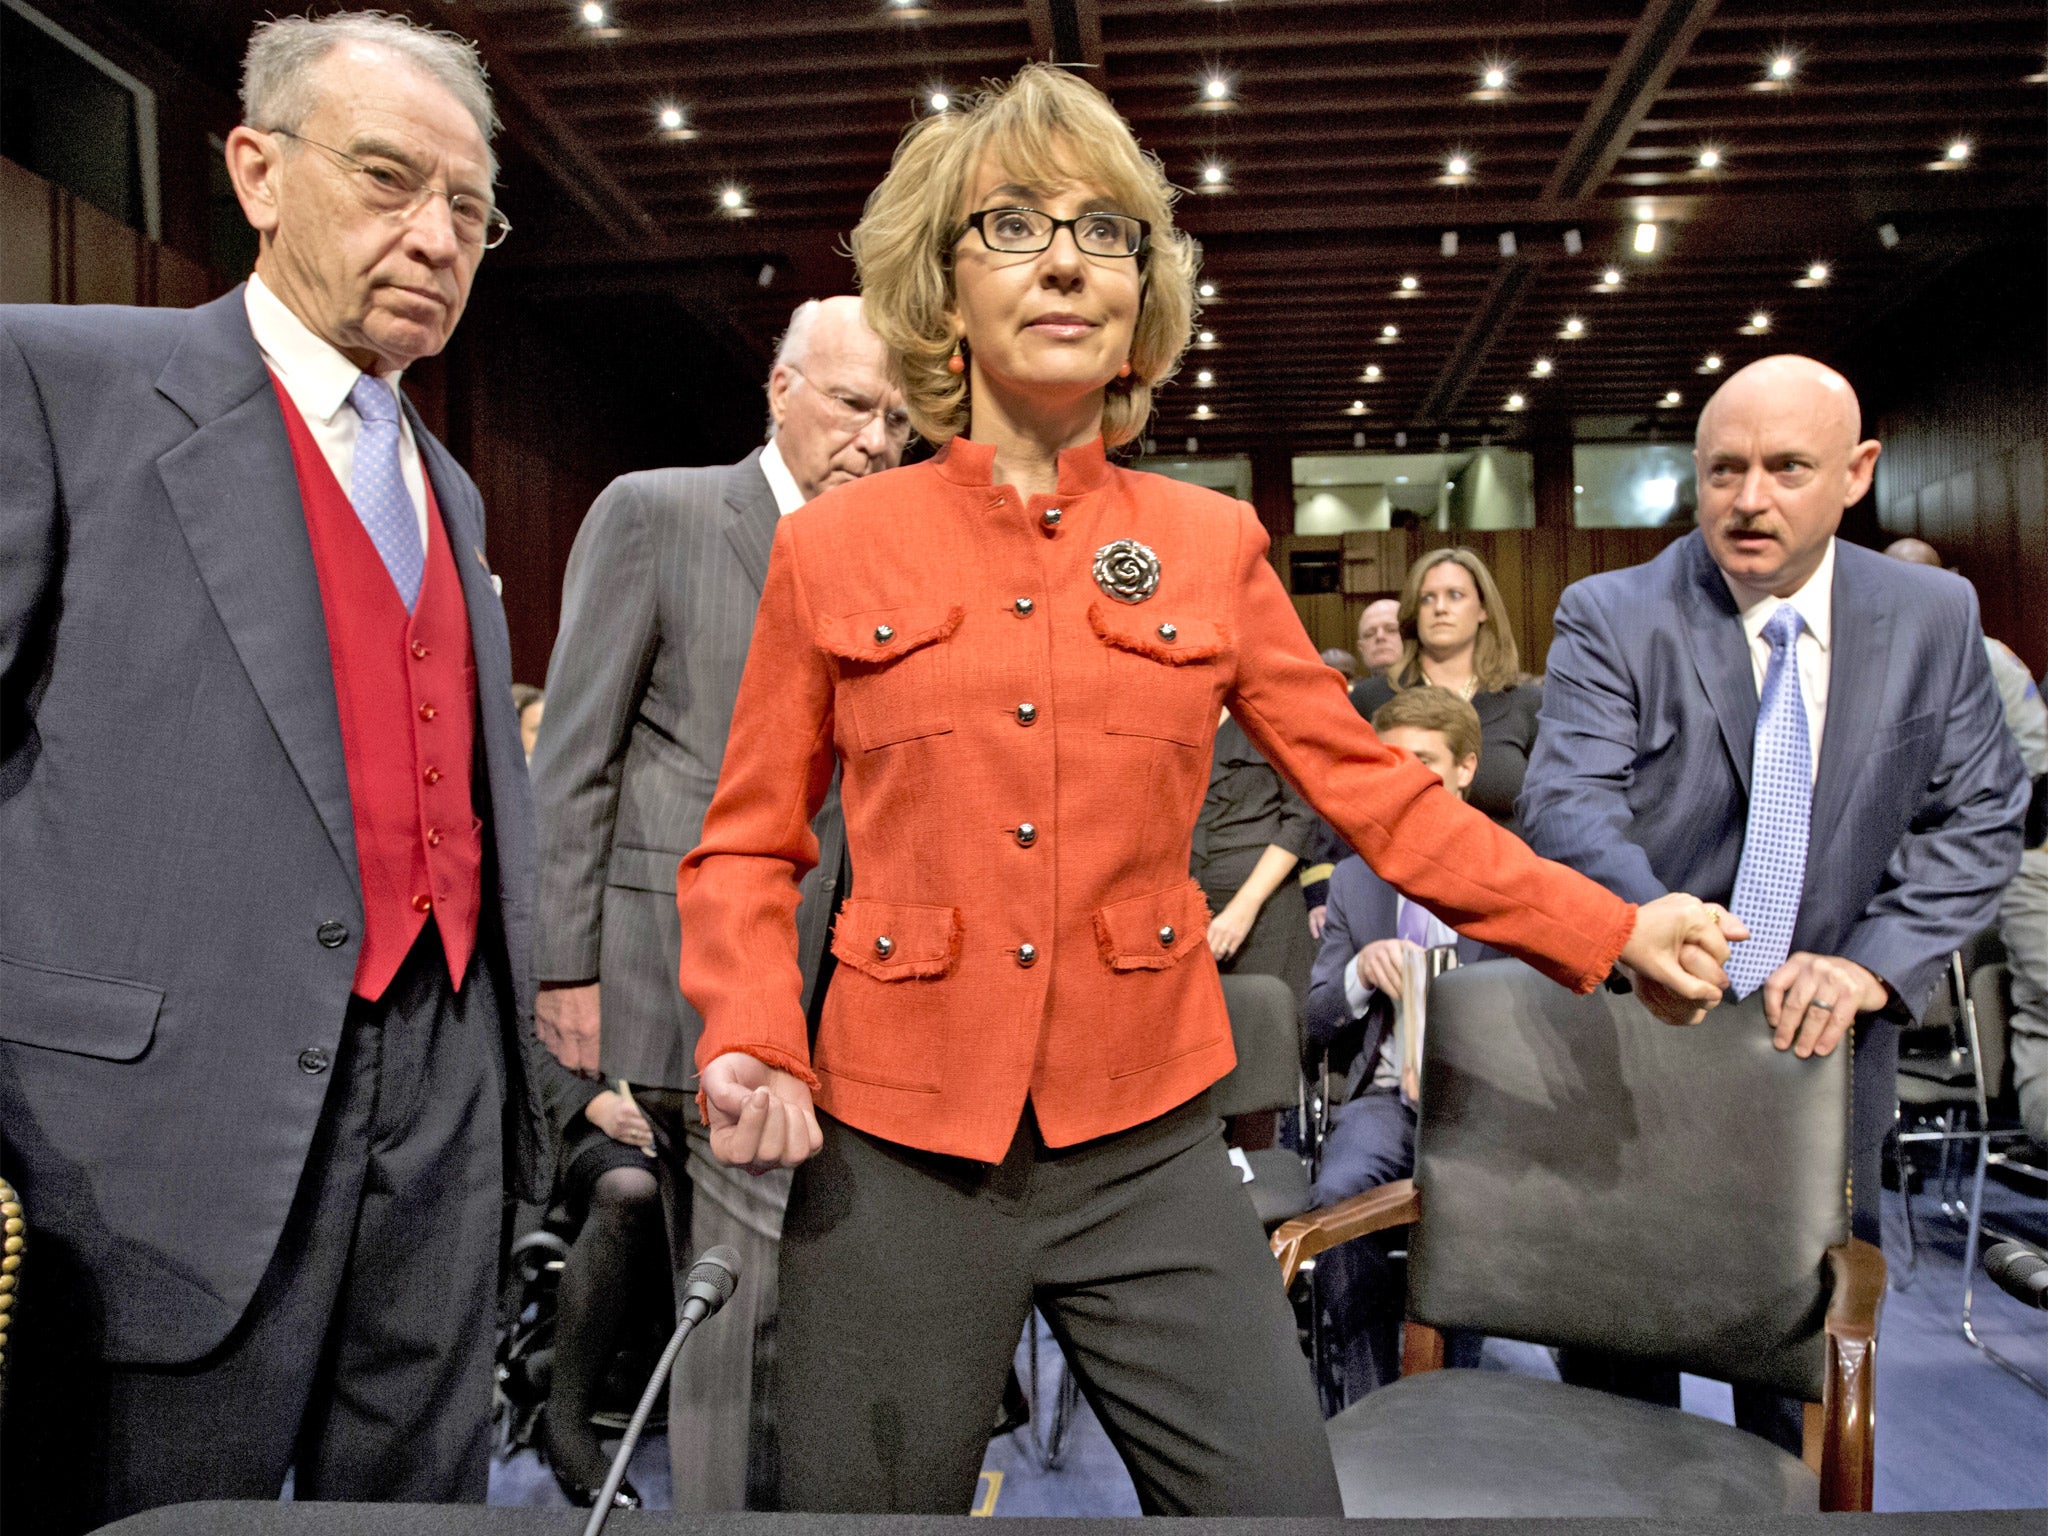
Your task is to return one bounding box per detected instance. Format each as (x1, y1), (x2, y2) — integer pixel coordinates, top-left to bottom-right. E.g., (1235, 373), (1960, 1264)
(542, 1164), (662, 1489)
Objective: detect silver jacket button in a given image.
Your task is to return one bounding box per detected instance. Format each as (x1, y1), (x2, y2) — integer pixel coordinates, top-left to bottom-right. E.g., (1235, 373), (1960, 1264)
(874, 936), (894, 959)
(1016, 822), (1037, 847)
(1041, 507), (1062, 528)
(1016, 702), (1038, 725)
(1159, 925), (1176, 947)
(1017, 943), (1038, 967)
(874, 624), (895, 644)
(1157, 623), (1177, 641)
(1014, 597), (1034, 616)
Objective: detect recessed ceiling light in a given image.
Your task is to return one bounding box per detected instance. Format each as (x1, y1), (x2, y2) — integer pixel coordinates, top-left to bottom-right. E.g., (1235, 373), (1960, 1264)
(1482, 66), (1507, 91)
(1198, 282), (1217, 299)
(1696, 147), (1722, 171)
(1599, 268), (1623, 289)
(1199, 162), (1230, 191)
(1195, 369), (1214, 386)
(1768, 52), (1796, 80)
(1946, 138), (1971, 161)
(1380, 324), (1400, 342)
(1505, 393), (1526, 411)
(1362, 364), (1382, 381)
(1442, 153), (1473, 182)
(719, 185), (753, 217)
(657, 104), (683, 131)
(1345, 399), (1369, 415)
(1698, 354), (1724, 373)
(1634, 222), (1658, 254)
(1661, 390), (1683, 407)
(1194, 403), (1213, 420)
(1398, 275), (1419, 293)
(1531, 358), (1552, 377)
(1195, 330), (1216, 347)
(579, 1), (606, 25)
(928, 90), (950, 112)
(1201, 76), (1235, 110)
(1795, 261), (1831, 288)
(1560, 316), (1585, 338)
(1740, 311), (1772, 335)
(889, 0), (931, 13)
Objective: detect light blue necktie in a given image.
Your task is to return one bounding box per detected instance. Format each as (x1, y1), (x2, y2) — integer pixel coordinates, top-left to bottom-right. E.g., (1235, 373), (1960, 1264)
(1397, 898), (1431, 950)
(347, 374), (425, 611)
(1726, 606), (1811, 997)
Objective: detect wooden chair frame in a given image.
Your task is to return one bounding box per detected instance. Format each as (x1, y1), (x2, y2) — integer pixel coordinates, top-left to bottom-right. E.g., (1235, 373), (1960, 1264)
(1271, 1178), (1885, 1513)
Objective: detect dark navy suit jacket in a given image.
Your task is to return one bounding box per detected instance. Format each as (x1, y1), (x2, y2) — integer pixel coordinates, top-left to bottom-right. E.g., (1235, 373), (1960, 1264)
(1306, 853), (1494, 1082)
(1519, 529), (2025, 1022)
(0, 288), (549, 1365)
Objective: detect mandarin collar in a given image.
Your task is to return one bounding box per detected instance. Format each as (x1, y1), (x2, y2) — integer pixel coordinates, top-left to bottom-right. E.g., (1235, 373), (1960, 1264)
(930, 434), (1112, 497)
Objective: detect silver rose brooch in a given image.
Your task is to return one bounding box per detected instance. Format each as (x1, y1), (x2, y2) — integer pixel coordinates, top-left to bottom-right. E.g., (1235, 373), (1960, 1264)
(1093, 539), (1161, 604)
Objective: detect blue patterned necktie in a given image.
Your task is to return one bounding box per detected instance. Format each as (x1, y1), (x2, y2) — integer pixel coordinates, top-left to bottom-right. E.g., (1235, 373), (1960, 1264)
(347, 374), (425, 610)
(1726, 605), (1811, 997)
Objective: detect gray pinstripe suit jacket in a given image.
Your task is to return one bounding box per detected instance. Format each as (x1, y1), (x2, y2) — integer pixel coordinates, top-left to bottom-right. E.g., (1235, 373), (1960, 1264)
(532, 450), (845, 1090)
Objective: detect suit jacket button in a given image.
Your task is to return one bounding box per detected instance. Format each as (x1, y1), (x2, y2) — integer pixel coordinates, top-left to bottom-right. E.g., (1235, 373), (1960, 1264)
(316, 921), (350, 949)
(1015, 822), (1037, 847)
(1017, 943), (1038, 967)
(1040, 508), (1061, 529)
(1158, 624), (1177, 642)
(1016, 702), (1037, 726)
(874, 936), (894, 959)
(874, 625), (895, 644)
(1159, 926), (1176, 947)
(1014, 598), (1034, 617)
(298, 1047), (331, 1075)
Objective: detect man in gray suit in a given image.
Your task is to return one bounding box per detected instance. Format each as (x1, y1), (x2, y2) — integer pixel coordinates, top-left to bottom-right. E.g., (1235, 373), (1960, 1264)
(531, 295), (907, 1508)
(0, 15), (549, 1531)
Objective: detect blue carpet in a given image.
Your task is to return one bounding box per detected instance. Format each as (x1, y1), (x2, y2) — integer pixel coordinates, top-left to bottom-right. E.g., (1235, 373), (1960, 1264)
(489, 1185), (2048, 1514)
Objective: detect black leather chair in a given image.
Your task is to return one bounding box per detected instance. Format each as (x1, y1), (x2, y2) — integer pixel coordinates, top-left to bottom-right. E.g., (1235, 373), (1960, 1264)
(1272, 960), (1884, 1516)
(1214, 972), (1313, 1230)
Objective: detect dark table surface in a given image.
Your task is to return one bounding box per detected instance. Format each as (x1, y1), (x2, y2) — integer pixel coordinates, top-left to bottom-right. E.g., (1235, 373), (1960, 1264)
(92, 1506), (2043, 1535)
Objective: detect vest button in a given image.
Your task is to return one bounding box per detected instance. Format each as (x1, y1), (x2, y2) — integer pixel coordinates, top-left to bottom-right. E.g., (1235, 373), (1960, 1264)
(418, 703), (436, 721)
(298, 1047), (331, 1075)
(424, 766), (442, 784)
(1016, 943), (1038, 968)
(1016, 702), (1037, 726)
(427, 827), (443, 846)
(412, 894), (433, 913)
(411, 641), (429, 659)
(1159, 925), (1177, 947)
(316, 920), (350, 949)
(874, 936), (894, 959)
(874, 625), (895, 644)
(1040, 507), (1061, 529)
(1014, 598), (1034, 617)
(1015, 822), (1036, 847)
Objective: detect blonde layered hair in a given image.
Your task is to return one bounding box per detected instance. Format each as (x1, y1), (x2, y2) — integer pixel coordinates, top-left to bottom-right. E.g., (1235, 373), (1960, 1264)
(850, 63), (1199, 449)
(1390, 548), (1526, 694)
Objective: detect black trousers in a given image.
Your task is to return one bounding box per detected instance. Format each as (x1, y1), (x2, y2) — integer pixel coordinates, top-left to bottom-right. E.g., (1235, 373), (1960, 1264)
(4, 932), (506, 1534)
(774, 1094), (1342, 1515)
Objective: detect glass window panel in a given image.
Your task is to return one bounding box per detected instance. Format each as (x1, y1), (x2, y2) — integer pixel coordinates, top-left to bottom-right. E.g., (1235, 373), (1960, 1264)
(1573, 443), (1698, 528)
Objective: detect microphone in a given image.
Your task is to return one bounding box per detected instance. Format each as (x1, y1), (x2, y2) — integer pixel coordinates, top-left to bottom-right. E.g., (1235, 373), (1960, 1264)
(1983, 1241), (2048, 1311)
(582, 1246), (742, 1536)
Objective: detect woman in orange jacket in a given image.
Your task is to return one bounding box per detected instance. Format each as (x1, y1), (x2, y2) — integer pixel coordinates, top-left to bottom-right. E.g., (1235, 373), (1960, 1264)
(676, 64), (1741, 1515)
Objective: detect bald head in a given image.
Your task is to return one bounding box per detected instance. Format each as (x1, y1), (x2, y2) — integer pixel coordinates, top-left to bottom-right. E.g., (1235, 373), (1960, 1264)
(766, 294), (908, 500)
(1883, 537), (1943, 568)
(1357, 597), (1402, 674)
(1693, 353), (1882, 602)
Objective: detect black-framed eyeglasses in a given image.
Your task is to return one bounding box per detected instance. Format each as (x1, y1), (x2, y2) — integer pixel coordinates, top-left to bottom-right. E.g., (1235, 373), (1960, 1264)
(960, 207), (1150, 260)
(266, 128), (512, 250)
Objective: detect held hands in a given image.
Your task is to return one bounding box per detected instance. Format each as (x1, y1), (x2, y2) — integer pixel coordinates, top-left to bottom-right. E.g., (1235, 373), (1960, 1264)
(583, 1089), (653, 1151)
(536, 981), (602, 1078)
(1620, 895), (1749, 1027)
(1763, 953), (1887, 1059)
(1354, 938), (1420, 1000)
(701, 1050), (824, 1174)
(1207, 898), (1258, 962)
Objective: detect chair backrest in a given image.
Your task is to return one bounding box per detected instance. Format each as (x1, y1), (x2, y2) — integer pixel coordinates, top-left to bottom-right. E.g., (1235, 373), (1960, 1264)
(1212, 972), (1301, 1118)
(1969, 962), (2012, 1103)
(1406, 960), (1849, 1403)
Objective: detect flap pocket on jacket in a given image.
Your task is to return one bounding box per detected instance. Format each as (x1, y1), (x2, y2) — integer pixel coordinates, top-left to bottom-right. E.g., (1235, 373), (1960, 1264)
(830, 898), (963, 981)
(1094, 881), (1212, 971)
(1090, 602), (1227, 748)
(818, 606), (962, 750)
(606, 844), (683, 895)
(0, 952), (162, 1061)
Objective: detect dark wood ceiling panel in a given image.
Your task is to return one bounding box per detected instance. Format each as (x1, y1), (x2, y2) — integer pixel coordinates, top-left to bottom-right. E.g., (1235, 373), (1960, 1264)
(443, 0), (2043, 455)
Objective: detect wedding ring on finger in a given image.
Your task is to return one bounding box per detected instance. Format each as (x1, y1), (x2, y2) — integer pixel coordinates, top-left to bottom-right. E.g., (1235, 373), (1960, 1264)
(1811, 996), (1836, 1013)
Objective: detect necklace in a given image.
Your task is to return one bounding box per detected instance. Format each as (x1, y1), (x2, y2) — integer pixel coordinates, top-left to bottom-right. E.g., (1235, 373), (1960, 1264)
(1421, 663), (1480, 700)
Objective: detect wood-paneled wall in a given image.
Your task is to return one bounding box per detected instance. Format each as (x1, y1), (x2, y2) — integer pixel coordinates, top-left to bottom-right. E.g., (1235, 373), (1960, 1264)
(1277, 525), (1690, 674)
(1, 154), (217, 307)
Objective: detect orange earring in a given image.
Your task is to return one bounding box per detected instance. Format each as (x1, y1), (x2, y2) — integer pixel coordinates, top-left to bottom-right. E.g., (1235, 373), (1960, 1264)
(947, 344), (966, 375)
(1117, 360), (1133, 379)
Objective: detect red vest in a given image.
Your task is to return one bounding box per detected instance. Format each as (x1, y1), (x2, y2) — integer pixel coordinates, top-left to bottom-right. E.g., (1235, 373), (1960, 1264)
(274, 374), (483, 1000)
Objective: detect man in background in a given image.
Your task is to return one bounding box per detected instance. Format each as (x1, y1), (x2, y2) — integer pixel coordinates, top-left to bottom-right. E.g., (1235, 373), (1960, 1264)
(529, 296), (907, 1508)
(1357, 596), (1402, 678)
(1520, 354), (2026, 1446)
(0, 13), (544, 1528)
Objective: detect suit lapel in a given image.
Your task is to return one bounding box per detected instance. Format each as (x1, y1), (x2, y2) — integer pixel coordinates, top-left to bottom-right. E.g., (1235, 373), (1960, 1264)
(1807, 552), (1891, 889)
(723, 448), (780, 596)
(1678, 531), (1760, 793)
(155, 290), (359, 891)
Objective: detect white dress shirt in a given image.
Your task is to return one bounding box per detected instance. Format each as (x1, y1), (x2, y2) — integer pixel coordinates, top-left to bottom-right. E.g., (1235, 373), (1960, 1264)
(1342, 896), (1458, 1091)
(245, 273), (428, 550)
(758, 437), (807, 518)
(1725, 537), (1834, 781)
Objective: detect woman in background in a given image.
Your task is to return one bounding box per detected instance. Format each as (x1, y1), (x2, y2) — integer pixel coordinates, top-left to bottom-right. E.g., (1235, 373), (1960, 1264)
(1350, 547), (1541, 832)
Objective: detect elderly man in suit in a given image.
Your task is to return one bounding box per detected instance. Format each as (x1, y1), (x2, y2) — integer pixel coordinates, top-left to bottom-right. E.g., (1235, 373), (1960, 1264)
(1519, 354), (2027, 1446)
(529, 295), (906, 1509)
(0, 14), (547, 1531)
